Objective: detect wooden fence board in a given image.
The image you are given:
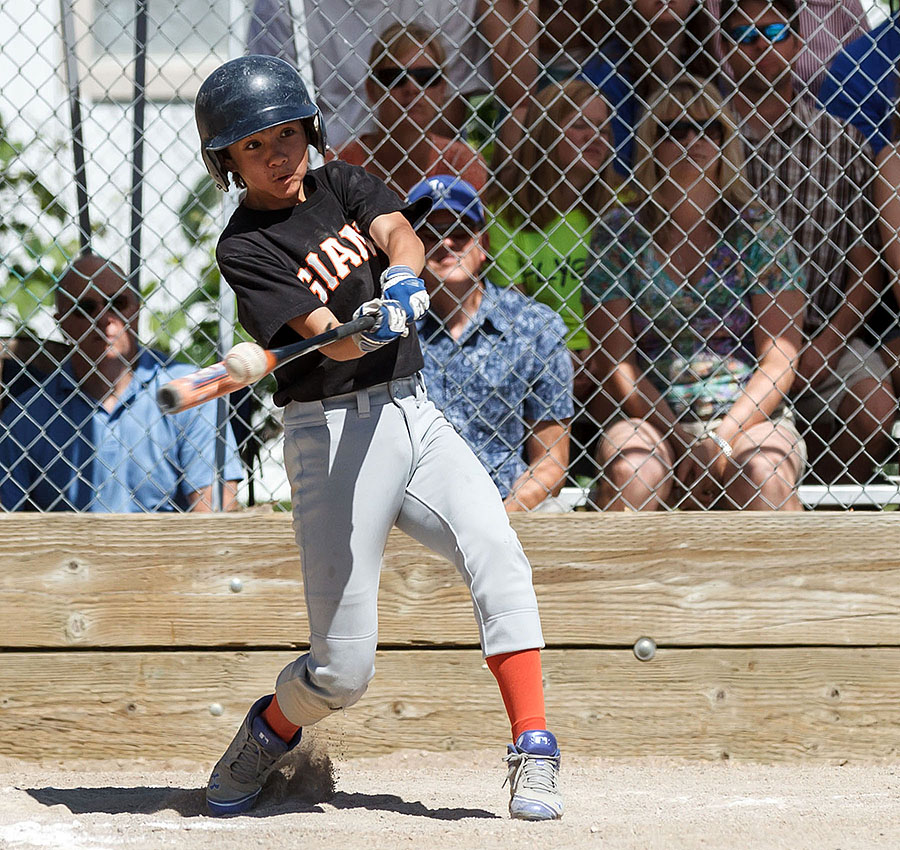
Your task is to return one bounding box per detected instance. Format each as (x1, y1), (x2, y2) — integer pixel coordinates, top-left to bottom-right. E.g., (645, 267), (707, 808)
(3, 513), (900, 648)
(1, 648), (899, 763)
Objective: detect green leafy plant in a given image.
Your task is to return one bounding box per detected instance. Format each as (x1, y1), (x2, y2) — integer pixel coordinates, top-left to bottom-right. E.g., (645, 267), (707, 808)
(0, 116), (80, 333)
(144, 174), (250, 365)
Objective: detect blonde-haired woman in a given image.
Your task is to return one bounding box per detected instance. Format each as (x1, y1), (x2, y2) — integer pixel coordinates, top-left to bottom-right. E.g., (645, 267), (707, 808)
(332, 22), (487, 198)
(487, 80), (615, 419)
(585, 77), (807, 511)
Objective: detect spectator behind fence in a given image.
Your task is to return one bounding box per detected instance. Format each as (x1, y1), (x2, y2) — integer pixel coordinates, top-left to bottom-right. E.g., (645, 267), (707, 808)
(412, 175), (574, 512)
(585, 76), (807, 511)
(485, 80), (616, 471)
(294, 1), (537, 150)
(706, 0), (869, 96)
(0, 254), (243, 512)
(487, 81), (614, 396)
(874, 110), (900, 396)
(582, 0), (720, 176)
(818, 13), (900, 162)
(722, 0), (895, 485)
(331, 22), (488, 198)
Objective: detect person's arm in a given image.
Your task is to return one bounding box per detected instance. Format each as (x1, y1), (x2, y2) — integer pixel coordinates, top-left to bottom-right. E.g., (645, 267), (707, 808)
(586, 297), (694, 449)
(715, 287), (805, 458)
(175, 398), (245, 512)
(504, 420), (570, 511)
(801, 139), (883, 385)
(477, 0), (539, 116)
(287, 211), (426, 360)
(799, 239), (881, 386)
(186, 481), (239, 512)
(477, 0), (540, 155)
(876, 144), (900, 309)
(368, 211), (426, 274)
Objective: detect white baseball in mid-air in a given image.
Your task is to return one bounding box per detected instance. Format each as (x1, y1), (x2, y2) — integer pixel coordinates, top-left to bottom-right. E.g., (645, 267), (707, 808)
(224, 342), (269, 383)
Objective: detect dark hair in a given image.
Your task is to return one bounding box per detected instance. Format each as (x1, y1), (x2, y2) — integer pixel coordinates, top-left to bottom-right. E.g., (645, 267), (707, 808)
(720, 0), (798, 31)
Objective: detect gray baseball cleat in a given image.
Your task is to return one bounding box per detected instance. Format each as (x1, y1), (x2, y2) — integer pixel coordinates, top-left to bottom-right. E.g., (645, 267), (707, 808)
(206, 694), (302, 816)
(503, 729), (563, 820)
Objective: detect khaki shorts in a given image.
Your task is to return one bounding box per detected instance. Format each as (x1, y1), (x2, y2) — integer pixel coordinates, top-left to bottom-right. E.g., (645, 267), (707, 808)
(793, 339), (890, 432)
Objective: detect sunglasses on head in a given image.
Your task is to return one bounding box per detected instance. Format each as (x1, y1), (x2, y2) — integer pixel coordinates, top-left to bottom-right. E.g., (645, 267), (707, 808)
(66, 293), (137, 319)
(727, 22), (791, 46)
(372, 65), (443, 90)
(657, 116), (725, 143)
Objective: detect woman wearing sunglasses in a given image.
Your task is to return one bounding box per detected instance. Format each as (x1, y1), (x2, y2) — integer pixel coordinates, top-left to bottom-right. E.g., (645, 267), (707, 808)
(581, 0), (720, 177)
(332, 22), (487, 198)
(585, 76), (808, 511)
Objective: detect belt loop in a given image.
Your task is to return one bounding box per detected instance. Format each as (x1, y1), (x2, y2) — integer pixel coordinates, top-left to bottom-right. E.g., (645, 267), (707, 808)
(356, 388), (371, 418)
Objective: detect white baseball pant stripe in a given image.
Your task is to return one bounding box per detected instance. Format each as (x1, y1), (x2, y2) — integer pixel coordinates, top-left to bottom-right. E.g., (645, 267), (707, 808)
(275, 373), (544, 728)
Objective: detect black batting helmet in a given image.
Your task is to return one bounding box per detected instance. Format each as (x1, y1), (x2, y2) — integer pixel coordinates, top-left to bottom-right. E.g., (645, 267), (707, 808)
(195, 55), (327, 191)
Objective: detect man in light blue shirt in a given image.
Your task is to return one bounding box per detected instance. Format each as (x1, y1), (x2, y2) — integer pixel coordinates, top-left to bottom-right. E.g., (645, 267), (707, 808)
(0, 254), (243, 512)
(409, 176), (573, 511)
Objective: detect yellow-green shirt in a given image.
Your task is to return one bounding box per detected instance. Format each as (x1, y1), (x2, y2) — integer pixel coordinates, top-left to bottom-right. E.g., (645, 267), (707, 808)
(487, 208), (592, 350)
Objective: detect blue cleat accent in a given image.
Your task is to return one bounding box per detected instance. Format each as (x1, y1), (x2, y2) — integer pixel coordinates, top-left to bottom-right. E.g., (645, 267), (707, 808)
(206, 695), (302, 816)
(504, 729), (563, 820)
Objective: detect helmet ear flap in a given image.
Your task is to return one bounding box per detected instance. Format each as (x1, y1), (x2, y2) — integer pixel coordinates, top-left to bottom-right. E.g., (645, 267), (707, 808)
(203, 149), (231, 192)
(303, 114), (327, 156)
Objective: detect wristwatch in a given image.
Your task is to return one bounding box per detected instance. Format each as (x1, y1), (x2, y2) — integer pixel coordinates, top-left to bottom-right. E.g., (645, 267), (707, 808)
(706, 431), (733, 458)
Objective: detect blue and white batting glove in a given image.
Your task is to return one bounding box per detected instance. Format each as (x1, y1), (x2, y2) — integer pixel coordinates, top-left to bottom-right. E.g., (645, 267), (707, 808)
(352, 298), (410, 352)
(380, 265), (430, 322)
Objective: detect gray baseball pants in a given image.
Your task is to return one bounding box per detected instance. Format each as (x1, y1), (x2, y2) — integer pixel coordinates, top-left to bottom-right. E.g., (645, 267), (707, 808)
(275, 373), (544, 728)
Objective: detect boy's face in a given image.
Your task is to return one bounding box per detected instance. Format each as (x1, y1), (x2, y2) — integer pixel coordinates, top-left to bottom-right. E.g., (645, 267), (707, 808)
(724, 1), (798, 96)
(223, 120), (310, 209)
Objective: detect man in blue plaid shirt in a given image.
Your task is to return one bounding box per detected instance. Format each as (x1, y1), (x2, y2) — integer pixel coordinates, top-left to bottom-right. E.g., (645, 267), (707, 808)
(410, 176), (573, 511)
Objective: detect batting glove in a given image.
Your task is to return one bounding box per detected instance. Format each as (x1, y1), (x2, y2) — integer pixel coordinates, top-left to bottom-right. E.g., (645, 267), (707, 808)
(352, 298), (410, 352)
(380, 265), (430, 322)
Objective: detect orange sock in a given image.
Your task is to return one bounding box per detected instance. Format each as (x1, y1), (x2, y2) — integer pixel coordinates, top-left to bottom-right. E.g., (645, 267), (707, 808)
(486, 648), (547, 743)
(261, 694), (301, 743)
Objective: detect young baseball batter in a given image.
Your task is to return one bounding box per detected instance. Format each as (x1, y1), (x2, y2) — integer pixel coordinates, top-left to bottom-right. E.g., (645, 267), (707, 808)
(195, 55), (562, 821)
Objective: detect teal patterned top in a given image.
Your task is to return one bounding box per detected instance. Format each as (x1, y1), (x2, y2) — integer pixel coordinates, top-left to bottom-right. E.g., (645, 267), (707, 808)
(586, 205), (804, 419)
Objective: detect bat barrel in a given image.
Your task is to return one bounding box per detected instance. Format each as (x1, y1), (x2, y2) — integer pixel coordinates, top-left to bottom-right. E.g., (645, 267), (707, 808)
(157, 363), (247, 414)
(157, 385), (181, 415)
(158, 314), (381, 415)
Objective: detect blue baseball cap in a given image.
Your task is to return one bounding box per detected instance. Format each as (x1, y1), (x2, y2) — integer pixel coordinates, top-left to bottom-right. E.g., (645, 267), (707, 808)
(407, 175), (485, 227)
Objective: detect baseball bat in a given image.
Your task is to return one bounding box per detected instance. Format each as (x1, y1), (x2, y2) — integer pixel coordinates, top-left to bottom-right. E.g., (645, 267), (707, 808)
(157, 314), (376, 414)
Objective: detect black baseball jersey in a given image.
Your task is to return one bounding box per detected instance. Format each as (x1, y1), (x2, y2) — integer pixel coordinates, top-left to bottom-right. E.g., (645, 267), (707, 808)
(217, 161), (428, 404)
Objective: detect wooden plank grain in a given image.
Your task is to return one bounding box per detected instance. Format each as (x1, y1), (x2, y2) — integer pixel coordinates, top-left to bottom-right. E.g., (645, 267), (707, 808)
(2, 513), (900, 648)
(1, 648), (900, 763)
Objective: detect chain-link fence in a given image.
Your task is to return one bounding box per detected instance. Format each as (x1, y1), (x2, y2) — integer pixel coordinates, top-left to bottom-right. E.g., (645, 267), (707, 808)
(1, 0), (898, 512)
